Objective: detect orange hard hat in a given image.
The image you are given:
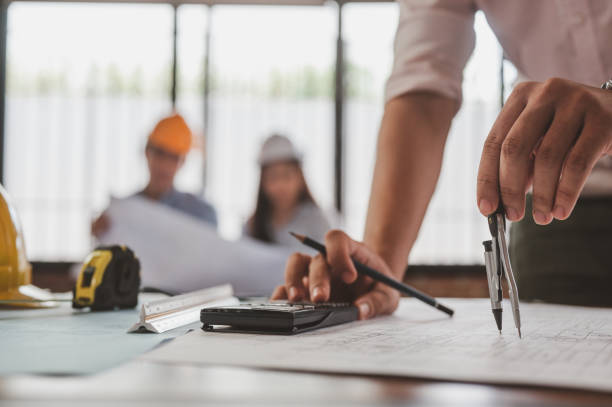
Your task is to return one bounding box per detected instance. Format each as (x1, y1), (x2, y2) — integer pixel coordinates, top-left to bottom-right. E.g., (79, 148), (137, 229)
(147, 114), (192, 155)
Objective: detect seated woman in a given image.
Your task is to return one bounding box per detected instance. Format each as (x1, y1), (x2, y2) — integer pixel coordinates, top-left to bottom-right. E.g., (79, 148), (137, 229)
(245, 135), (330, 251)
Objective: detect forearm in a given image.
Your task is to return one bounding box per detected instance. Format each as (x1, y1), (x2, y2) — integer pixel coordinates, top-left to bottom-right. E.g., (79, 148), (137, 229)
(363, 92), (457, 277)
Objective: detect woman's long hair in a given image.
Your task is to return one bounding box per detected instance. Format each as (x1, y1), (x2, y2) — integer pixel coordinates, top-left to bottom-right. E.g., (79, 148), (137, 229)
(248, 160), (316, 243)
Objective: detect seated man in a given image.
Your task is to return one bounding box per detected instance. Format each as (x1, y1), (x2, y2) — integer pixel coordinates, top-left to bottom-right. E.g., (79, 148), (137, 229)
(92, 113), (216, 237)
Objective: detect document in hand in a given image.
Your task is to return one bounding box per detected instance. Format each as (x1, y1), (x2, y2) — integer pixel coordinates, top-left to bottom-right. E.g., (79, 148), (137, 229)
(98, 196), (291, 295)
(143, 298), (612, 393)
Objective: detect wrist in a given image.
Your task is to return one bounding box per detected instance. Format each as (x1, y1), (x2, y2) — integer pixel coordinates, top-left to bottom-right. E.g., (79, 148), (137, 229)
(363, 238), (408, 279)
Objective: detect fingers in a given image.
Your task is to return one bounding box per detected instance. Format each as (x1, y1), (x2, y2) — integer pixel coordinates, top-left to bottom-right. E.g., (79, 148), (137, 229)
(270, 285), (288, 300)
(553, 119), (608, 220)
(283, 231), (400, 317)
(324, 230), (359, 284)
(308, 254), (331, 302)
(531, 112), (583, 224)
(480, 79), (612, 224)
(354, 284), (400, 320)
(499, 99), (555, 221)
(284, 253), (311, 301)
(477, 86), (530, 216)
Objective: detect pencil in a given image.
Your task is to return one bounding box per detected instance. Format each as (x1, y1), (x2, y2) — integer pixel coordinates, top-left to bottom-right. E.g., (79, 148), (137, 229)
(290, 232), (454, 317)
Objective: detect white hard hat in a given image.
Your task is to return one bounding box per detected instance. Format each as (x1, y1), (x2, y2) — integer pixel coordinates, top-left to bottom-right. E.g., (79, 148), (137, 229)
(257, 134), (302, 166)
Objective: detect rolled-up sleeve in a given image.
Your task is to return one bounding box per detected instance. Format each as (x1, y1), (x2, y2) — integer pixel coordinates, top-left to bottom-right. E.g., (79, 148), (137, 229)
(385, 0), (477, 105)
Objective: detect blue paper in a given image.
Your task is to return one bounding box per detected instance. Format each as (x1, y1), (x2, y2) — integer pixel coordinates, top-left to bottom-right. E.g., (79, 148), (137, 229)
(0, 295), (196, 376)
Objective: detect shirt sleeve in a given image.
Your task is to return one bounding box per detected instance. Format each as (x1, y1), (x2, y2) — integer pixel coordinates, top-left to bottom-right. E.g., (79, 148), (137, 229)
(385, 0), (477, 105)
(200, 201), (218, 228)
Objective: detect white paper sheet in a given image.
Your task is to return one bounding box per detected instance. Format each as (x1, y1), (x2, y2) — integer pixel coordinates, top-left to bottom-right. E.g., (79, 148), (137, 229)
(143, 298), (612, 393)
(98, 196), (291, 295)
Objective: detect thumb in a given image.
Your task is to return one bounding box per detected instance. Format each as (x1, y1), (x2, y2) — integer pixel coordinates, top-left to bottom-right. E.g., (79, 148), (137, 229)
(354, 285), (400, 320)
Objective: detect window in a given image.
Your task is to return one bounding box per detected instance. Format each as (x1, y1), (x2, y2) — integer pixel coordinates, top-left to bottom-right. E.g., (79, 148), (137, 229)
(5, 2), (175, 260)
(343, 8), (509, 264)
(204, 5), (336, 239)
(343, 2), (398, 240)
(412, 12), (513, 264)
(175, 4), (209, 194)
(4, 2), (513, 266)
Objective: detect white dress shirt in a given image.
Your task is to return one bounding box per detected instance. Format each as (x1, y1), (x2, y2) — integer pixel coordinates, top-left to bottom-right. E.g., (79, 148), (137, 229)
(386, 0), (612, 196)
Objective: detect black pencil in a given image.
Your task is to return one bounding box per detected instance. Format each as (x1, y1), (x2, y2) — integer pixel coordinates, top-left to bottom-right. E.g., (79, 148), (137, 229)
(290, 232), (454, 317)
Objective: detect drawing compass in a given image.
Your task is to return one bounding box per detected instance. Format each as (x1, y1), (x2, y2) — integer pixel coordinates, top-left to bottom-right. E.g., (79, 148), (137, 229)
(483, 205), (522, 338)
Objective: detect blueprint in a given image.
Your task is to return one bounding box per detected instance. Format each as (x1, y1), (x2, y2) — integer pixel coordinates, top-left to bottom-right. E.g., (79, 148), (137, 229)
(0, 293), (188, 375)
(143, 298), (612, 392)
(100, 196), (291, 296)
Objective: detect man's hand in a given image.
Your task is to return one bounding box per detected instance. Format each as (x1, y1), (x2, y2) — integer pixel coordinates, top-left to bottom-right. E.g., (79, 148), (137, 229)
(270, 230), (400, 320)
(91, 212), (110, 238)
(477, 78), (612, 224)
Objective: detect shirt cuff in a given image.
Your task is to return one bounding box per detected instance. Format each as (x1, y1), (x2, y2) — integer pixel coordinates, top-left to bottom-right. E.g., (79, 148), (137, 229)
(384, 70), (463, 106)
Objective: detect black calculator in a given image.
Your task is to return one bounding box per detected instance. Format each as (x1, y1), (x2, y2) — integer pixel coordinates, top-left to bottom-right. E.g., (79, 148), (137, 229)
(201, 302), (359, 335)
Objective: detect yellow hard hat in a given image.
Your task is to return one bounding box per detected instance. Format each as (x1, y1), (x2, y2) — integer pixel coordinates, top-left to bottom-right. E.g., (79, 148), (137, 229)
(0, 184), (41, 306)
(147, 113), (192, 156)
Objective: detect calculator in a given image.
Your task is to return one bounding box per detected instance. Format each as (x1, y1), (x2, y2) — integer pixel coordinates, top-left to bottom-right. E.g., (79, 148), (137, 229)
(201, 302), (359, 335)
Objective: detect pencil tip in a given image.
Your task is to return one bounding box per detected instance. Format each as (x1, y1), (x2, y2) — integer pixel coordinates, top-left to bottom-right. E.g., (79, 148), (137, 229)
(498, 330), (501, 335)
(518, 328), (522, 339)
(289, 231), (305, 241)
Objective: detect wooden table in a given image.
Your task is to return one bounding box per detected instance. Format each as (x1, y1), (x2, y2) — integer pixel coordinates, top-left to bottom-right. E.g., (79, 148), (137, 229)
(2, 359), (612, 406)
(12, 267), (610, 406)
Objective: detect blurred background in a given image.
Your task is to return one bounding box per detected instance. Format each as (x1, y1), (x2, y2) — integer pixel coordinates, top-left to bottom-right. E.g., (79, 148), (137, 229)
(2, 0), (517, 292)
